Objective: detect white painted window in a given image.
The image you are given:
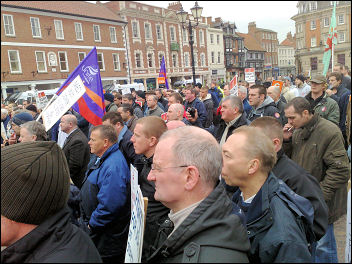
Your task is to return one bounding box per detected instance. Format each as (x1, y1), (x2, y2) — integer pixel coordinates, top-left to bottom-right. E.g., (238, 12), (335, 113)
(311, 37), (316, 47)
(144, 23), (152, 39)
(97, 53), (105, 71)
(132, 21), (139, 38)
(338, 14), (344, 25)
(199, 30), (204, 45)
(54, 20), (64, 40)
(3, 14), (15, 36)
(147, 53), (154, 68)
(93, 25), (101, 42)
(170, 26), (176, 42)
(136, 52), (142, 68)
(210, 34), (214, 44)
(58, 51), (68, 72)
(110, 27), (117, 43)
(218, 52), (221, 63)
(78, 52), (86, 64)
(217, 35), (220, 44)
(158, 53), (164, 67)
(112, 53), (120, 71)
(338, 32), (345, 43)
(184, 53), (189, 67)
(183, 30), (188, 43)
(8, 50), (22, 73)
(211, 52), (215, 63)
(200, 53), (205, 67)
(310, 1), (317, 11)
(156, 24), (163, 40)
(74, 22), (83, 40)
(324, 17), (329, 27)
(310, 20), (316, 30)
(35, 51), (47, 72)
(172, 53), (177, 67)
(30, 17), (41, 38)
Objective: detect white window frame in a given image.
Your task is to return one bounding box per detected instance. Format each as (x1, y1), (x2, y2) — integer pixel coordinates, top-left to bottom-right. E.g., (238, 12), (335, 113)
(93, 24), (101, 42)
(78, 52), (86, 64)
(58, 51), (69, 72)
(338, 14), (344, 25)
(311, 37), (317, 47)
(74, 22), (83, 41)
(144, 22), (152, 40)
(135, 52), (142, 68)
(310, 20), (316, 30)
(338, 32), (345, 43)
(211, 52), (215, 64)
(310, 1), (317, 11)
(30, 17), (41, 38)
(200, 53), (205, 67)
(156, 24), (163, 40)
(184, 52), (189, 67)
(199, 30), (204, 46)
(170, 26), (176, 42)
(217, 52), (221, 64)
(112, 53), (120, 71)
(8, 50), (22, 73)
(158, 52), (164, 67)
(183, 29), (188, 43)
(147, 52), (154, 68)
(109, 26), (117, 43)
(97, 52), (105, 71)
(217, 34), (220, 45)
(323, 17), (329, 27)
(3, 14), (16, 37)
(132, 21), (140, 38)
(172, 52), (178, 67)
(35, 51), (47, 73)
(210, 34), (214, 44)
(54, 20), (64, 40)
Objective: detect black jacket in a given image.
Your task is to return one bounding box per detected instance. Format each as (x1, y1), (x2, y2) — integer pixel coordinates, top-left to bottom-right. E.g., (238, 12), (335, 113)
(148, 182), (250, 263)
(158, 96), (169, 112)
(62, 128), (90, 189)
(247, 96), (283, 124)
(1, 207), (102, 263)
(272, 148), (329, 241)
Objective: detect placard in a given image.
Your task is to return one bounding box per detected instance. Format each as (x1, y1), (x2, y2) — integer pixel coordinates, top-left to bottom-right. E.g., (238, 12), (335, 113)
(245, 68), (255, 83)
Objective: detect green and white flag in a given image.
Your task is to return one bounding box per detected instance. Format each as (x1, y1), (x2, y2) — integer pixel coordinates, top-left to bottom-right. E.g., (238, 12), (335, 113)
(322, 1), (337, 76)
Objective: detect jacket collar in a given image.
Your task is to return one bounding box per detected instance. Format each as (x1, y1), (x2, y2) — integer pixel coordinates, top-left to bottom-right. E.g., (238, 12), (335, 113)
(118, 125), (128, 144)
(300, 113), (319, 140)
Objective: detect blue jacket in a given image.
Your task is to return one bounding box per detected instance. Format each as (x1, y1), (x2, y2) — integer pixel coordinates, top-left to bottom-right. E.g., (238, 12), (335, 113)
(232, 172), (313, 263)
(330, 84), (351, 134)
(80, 143), (130, 258)
(242, 98), (252, 117)
(184, 97), (208, 127)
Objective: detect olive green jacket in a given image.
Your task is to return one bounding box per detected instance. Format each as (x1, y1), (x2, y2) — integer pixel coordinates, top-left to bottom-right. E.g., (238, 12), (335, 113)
(287, 114), (350, 224)
(308, 92), (340, 126)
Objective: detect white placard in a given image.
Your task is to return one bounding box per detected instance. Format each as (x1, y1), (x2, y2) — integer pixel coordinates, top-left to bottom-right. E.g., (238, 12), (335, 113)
(245, 68), (255, 83)
(41, 75), (86, 131)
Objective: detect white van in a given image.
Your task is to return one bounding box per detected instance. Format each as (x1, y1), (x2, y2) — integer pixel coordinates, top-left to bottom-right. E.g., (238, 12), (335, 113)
(111, 83), (145, 94)
(14, 88), (59, 104)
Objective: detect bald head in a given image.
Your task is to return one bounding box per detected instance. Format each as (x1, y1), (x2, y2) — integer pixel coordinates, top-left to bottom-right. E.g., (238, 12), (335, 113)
(166, 120), (186, 130)
(267, 85), (281, 102)
(60, 114), (77, 133)
(167, 103), (184, 121)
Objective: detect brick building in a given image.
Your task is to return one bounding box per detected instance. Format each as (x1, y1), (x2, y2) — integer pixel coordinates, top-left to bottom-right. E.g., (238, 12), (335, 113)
(292, 1), (351, 76)
(237, 32), (265, 81)
(248, 22), (279, 80)
(104, 1), (211, 89)
(1, 1), (128, 100)
(278, 32), (296, 76)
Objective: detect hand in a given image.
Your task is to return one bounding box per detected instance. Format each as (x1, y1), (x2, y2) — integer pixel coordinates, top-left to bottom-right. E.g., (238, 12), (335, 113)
(8, 132), (17, 145)
(186, 109), (198, 123)
(325, 89), (333, 96)
(283, 124), (294, 141)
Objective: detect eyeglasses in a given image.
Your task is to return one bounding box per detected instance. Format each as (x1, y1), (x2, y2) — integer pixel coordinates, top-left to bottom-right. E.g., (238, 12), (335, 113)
(151, 164), (189, 172)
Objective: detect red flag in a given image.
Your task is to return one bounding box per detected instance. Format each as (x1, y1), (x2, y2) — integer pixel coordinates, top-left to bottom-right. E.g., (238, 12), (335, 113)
(229, 75), (238, 90)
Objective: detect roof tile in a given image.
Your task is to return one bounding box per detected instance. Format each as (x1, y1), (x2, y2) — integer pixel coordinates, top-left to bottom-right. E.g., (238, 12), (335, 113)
(237, 32), (265, 52)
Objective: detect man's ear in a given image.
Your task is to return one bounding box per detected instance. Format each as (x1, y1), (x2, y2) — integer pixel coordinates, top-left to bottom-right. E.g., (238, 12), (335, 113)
(184, 166), (200, 191)
(248, 159), (260, 175)
(149, 136), (158, 148)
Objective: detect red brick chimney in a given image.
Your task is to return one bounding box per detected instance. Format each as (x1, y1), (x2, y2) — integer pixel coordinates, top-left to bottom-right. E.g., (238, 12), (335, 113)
(168, 1), (183, 11)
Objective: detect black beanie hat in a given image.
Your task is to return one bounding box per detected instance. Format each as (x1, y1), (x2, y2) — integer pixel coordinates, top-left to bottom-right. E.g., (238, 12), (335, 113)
(26, 104), (38, 113)
(11, 112), (33, 126)
(104, 93), (114, 103)
(1, 141), (70, 225)
(136, 90), (146, 100)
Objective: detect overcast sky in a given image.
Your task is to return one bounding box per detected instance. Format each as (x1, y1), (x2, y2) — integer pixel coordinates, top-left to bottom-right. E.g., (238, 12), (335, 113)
(136, 1), (298, 43)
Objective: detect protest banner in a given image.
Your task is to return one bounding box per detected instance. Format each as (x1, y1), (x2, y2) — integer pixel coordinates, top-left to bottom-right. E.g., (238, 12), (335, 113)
(125, 165), (146, 263)
(35, 91), (49, 110)
(41, 75), (86, 131)
(245, 68), (255, 83)
(229, 75), (238, 95)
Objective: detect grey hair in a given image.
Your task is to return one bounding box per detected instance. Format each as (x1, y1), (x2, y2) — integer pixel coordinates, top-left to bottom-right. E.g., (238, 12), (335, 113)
(160, 126), (222, 187)
(147, 94), (158, 102)
(238, 85), (247, 96)
(222, 95), (244, 113)
(21, 121), (48, 141)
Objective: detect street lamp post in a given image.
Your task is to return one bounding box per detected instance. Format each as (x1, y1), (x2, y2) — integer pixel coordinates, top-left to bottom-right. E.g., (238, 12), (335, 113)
(177, 2), (203, 88)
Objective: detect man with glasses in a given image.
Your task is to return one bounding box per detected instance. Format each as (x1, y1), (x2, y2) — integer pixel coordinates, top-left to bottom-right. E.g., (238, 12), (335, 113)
(147, 126), (250, 263)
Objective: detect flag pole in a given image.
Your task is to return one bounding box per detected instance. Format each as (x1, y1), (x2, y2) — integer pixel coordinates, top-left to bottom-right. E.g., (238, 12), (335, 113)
(331, 42), (334, 70)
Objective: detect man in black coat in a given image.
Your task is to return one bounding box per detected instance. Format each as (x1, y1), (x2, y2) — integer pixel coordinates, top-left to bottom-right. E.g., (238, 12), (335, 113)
(60, 114), (90, 189)
(250, 116), (329, 242)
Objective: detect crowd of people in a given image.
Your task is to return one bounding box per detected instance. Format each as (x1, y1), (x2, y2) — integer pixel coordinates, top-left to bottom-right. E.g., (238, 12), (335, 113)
(1, 63), (351, 263)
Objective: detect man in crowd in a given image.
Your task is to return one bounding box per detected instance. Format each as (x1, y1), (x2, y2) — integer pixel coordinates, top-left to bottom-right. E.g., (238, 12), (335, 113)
(147, 126), (250, 262)
(199, 86), (214, 128)
(155, 88), (168, 111)
(250, 116), (329, 243)
(327, 72), (351, 147)
(8, 111), (33, 145)
(1, 141), (102, 262)
(112, 91), (122, 108)
(184, 87), (207, 127)
(267, 85), (288, 124)
(305, 74), (340, 126)
(60, 114), (90, 189)
(130, 116), (169, 261)
(118, 103), (138, 132)
(292, 74), (311, 97)
(247, 85), (282, 123)
(167, 103), (184, 122)
(222, 126), (312, 262)
(19, 120), (48, 143)
(25, 104), (40, 121)
(281, 76), (296, 102)
(283, 97), (350, 262)
(166, 120), (186, 130)
(237, 86), (252, 117)
(80, 125), (130, 263)
(167, 92), (183, 108)
(223, 84), (231, 97)
(333, 64), (351, 91)
(1, 109), (10, 145)
(102, 111), (139, 168)
(209, 81), (221, 108)
(146, 94), (164, 117)
(104, 93), (118, 113)
(122, 93), (144, 118)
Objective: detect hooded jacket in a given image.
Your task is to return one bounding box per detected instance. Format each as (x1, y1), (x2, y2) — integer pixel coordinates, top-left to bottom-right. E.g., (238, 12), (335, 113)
(330, 83), (351, 135)
(1, 207), (102, 263)
(247, 96), (282, 124)
(288, 114), (350, 223)
(147, 182), (250, 263)
(200, 94), (214, 128)
(232, 172), (313, 263)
